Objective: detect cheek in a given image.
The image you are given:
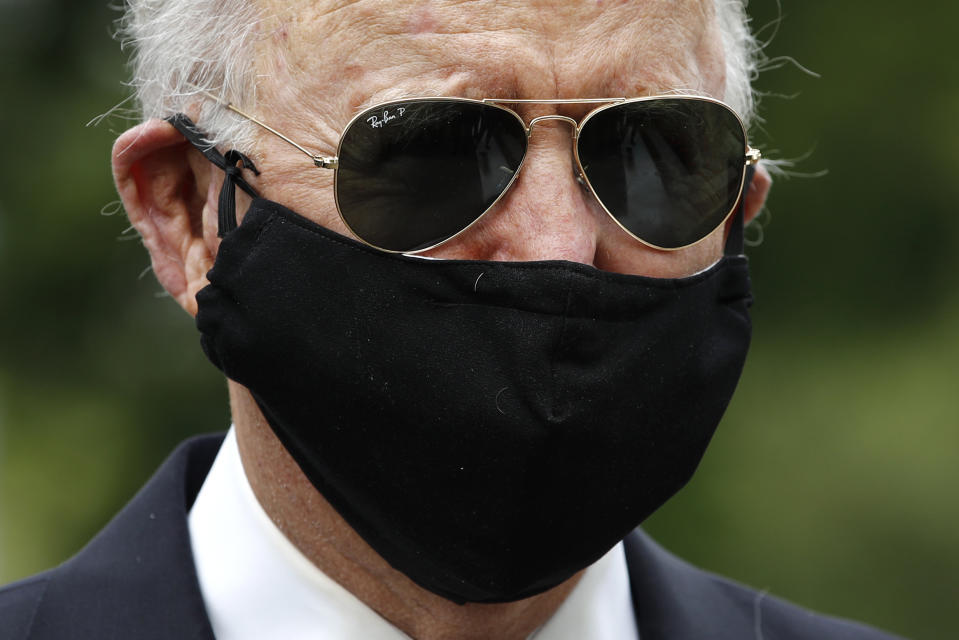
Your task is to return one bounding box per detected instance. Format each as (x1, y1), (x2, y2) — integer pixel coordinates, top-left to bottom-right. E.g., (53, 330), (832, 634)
(595, 222), (725, 278)
(253, 143), (351, 237)
(683, 229), (726, 273)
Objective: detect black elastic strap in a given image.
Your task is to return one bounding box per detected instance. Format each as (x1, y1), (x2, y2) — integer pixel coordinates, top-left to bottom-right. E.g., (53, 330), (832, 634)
(166, 114), (260, 237)
(723, 165), (755, 257)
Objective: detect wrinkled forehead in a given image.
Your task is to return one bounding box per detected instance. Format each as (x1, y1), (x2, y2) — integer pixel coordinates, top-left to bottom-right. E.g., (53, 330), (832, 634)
(256, 0), (724, 122)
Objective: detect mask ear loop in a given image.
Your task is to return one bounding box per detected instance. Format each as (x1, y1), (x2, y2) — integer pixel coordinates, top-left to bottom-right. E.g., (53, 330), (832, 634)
(165, 114), (261, 237)
(723, 165), (755, 257)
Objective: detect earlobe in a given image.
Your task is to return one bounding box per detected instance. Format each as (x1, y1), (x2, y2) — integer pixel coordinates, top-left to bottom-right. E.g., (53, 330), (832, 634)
(112, 119), (218, 316)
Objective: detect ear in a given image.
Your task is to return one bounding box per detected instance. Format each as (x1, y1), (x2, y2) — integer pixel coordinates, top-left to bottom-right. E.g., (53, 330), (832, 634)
(743, 163), (772, 225)
(112, 119), (220, 317)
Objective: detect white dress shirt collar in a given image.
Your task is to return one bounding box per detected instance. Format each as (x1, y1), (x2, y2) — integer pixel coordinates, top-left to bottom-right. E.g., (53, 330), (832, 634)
(188, 428), (639, 640)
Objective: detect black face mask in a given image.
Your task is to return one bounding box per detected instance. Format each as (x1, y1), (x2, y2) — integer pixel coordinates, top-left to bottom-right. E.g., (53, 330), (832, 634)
(194, 195), (752, 605)
(177, 112), (754, 603)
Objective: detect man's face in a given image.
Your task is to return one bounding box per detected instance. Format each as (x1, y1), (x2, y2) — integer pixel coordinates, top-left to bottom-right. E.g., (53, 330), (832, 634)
(245, 0), (735, 277)
(107, 0), (767, 614)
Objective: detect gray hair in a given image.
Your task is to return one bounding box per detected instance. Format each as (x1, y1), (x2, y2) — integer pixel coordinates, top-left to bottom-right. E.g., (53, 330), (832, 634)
(119, 0), (263, 150)
(715, 0), (761, 126)
(119, 0), (761, 152)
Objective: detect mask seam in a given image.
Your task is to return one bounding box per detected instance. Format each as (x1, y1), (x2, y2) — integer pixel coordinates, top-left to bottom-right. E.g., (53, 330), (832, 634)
(205, 212), (281, 318)
(547, 275), (576, 424)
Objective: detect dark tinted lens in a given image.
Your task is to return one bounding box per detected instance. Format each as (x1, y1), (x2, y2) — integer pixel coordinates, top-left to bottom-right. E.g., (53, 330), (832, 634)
(577, 98), (746, 249)
(336, 100), (527, 252)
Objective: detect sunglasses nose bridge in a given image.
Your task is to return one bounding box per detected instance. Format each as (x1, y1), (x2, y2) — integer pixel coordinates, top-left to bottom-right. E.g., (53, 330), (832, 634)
(526, 114), (590, 193)
(527, 114), (580, 138)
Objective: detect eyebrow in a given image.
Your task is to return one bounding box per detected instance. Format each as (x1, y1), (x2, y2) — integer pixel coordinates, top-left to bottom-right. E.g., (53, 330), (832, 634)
(356, 72), (527, 110)
(362, 84), (715, 108)
(359, 85), (465, 110)
(663, 87), (713, 98)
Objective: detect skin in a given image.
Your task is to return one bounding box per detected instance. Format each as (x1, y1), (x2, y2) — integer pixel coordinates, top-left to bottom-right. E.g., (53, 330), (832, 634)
(112, 1), (771, 638)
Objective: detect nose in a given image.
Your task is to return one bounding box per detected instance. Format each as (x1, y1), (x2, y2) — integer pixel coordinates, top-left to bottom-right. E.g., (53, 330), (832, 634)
(424, 120), (602, 264)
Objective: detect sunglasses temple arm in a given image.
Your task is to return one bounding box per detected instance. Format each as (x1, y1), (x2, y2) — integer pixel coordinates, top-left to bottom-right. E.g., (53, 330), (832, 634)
(197, 90), (338, 170)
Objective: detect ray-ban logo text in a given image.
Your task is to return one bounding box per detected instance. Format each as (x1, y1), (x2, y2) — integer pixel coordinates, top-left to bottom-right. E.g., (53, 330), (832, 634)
(367, 107), (407, 128)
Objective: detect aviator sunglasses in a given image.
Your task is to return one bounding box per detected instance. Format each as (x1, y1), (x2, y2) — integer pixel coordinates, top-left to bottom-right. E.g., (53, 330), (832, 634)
(199, 93), (761, 253)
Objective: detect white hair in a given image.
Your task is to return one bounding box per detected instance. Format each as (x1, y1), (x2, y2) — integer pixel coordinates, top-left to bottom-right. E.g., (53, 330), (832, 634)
(119, 0), (264, 151)
(119, 0), (761, 152)
(714, 0), (761, 126)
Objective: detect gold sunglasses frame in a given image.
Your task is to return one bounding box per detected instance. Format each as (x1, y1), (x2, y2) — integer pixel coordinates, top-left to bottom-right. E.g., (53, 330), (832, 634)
(202, 92), (762, 254)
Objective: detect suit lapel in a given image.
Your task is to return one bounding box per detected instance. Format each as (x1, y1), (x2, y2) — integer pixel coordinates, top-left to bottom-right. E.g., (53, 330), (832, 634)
(27, 435), (224, 640)
(624, 529), (755, 640)
(25, 435), (765, 640)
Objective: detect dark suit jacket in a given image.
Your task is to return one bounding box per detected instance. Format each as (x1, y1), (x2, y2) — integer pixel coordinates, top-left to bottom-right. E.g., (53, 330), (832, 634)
(0, 435), (904, 639)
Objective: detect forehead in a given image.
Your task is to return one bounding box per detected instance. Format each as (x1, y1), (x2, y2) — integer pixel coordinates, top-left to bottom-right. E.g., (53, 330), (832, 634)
(257, 0), (724, 125)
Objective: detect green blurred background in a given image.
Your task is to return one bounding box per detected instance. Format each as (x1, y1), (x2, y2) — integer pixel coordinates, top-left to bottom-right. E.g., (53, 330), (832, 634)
(0, 1), (956, 638)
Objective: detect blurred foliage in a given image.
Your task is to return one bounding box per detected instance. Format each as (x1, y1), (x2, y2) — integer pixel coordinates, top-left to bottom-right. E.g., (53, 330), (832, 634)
(0, 0), (228, 583)
(0, 1), (956, 638)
